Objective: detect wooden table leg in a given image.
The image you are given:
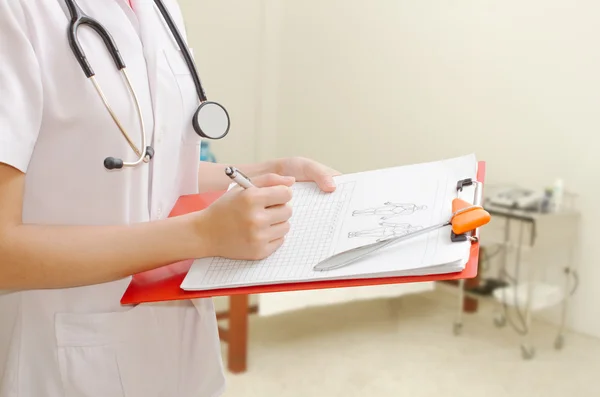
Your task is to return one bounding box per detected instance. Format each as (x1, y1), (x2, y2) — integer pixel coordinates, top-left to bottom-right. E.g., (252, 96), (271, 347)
(227, 294), (249, 373)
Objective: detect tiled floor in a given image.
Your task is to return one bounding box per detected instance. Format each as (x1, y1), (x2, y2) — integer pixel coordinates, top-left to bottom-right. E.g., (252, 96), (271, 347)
(221, 288), (600, 396)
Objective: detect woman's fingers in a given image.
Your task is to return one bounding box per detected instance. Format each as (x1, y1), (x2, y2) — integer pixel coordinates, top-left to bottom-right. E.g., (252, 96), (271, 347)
(265, 203), (293, 225)
(267, 221), (291, 241)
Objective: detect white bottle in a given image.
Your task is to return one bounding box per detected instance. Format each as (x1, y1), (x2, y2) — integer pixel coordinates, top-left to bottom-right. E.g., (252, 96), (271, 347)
(552, 178), (564, 212)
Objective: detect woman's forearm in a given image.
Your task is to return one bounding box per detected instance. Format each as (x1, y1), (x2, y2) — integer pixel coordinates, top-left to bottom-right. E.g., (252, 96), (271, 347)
(197, 159), (280, 193)
(0, 213), (205, 290)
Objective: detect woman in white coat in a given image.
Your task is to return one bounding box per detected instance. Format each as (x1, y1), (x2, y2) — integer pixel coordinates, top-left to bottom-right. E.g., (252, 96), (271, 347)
(0, 1), (338, 396)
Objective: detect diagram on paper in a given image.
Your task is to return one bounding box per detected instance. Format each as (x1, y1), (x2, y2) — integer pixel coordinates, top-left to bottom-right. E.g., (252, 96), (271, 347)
(352, 202), (428, 220)
(348, 221), (423, 243)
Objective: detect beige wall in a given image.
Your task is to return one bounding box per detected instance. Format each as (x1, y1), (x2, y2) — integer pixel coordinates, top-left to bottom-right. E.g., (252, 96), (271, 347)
(180, 0), (600, 338)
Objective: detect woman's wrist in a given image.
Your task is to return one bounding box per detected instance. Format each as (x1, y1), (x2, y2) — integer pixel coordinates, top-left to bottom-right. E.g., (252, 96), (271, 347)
(173, 211), (214, 260)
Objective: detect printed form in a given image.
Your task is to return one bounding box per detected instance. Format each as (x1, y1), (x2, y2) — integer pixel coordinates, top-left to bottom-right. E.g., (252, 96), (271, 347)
(181, 154), (478, 291)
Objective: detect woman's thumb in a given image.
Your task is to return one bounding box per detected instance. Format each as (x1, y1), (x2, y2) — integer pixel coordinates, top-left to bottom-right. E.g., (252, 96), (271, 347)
(314, 174), (336, 192)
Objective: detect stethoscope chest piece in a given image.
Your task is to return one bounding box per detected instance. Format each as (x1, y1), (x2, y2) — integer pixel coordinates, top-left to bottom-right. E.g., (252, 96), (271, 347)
(193, 101), (230, 140)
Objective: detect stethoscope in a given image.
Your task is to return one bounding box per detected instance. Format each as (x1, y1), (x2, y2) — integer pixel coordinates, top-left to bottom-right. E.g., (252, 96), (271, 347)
(64, 0), (230, 170)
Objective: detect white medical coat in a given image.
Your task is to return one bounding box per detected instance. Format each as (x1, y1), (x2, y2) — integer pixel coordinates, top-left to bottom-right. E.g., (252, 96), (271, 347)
(0, 0), (225, 396)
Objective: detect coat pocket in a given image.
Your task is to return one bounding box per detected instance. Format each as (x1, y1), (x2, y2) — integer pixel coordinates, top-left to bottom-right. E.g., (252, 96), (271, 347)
(56, 344), (124, 397)
(54, 304), (166, 397)
(162, 47), (202, 145)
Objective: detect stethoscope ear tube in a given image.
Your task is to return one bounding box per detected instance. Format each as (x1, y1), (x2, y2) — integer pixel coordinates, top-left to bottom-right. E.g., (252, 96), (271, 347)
(104, 157), (123, 170)
(65, 0), (126, 78)
(104, 146), (155, 170)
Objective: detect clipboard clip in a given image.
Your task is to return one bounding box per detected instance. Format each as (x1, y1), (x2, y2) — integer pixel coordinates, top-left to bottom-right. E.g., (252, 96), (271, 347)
(312, 177), (491, 272)
(451, 178), (486, 243)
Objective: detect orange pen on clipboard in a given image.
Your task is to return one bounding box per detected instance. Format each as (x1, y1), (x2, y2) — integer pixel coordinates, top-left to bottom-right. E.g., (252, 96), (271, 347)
(313, 180), (491, 271)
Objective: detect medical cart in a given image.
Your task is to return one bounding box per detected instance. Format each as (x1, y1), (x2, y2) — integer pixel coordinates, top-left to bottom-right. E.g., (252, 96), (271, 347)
(447, 189), (580, 360)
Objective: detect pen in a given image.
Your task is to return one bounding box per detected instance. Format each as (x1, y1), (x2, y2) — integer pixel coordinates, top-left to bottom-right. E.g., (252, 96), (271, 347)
(225, 166), (255, 189)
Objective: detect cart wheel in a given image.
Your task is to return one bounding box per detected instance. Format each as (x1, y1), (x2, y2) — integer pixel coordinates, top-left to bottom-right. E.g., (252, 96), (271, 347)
(494, 313), (507, 328)
(453, 322), (462, 336)
(554, 335), (565, 350)
(520, 344), (535, 360)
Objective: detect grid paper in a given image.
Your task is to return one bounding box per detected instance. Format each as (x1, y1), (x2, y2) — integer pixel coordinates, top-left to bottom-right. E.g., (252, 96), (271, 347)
(199, 182), (356, 287)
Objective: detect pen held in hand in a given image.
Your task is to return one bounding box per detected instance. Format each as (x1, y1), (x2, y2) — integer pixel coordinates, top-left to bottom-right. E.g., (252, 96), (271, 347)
(225, 166), (255, 189)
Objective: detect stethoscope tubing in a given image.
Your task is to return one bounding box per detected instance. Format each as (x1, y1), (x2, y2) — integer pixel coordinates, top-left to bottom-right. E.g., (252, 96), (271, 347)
(65, 0), (126, 78)
(64, 0), (228, 170)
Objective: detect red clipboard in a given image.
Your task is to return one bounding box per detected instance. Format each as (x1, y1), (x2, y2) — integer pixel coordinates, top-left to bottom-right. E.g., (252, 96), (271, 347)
(120, 162), (486, 305)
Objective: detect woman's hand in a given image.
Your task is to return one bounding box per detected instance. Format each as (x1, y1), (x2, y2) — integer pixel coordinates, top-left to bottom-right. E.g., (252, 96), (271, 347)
(190, 157), (340, 260)
(276, 157), (341, 193)
(193, 173), (295, 260)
